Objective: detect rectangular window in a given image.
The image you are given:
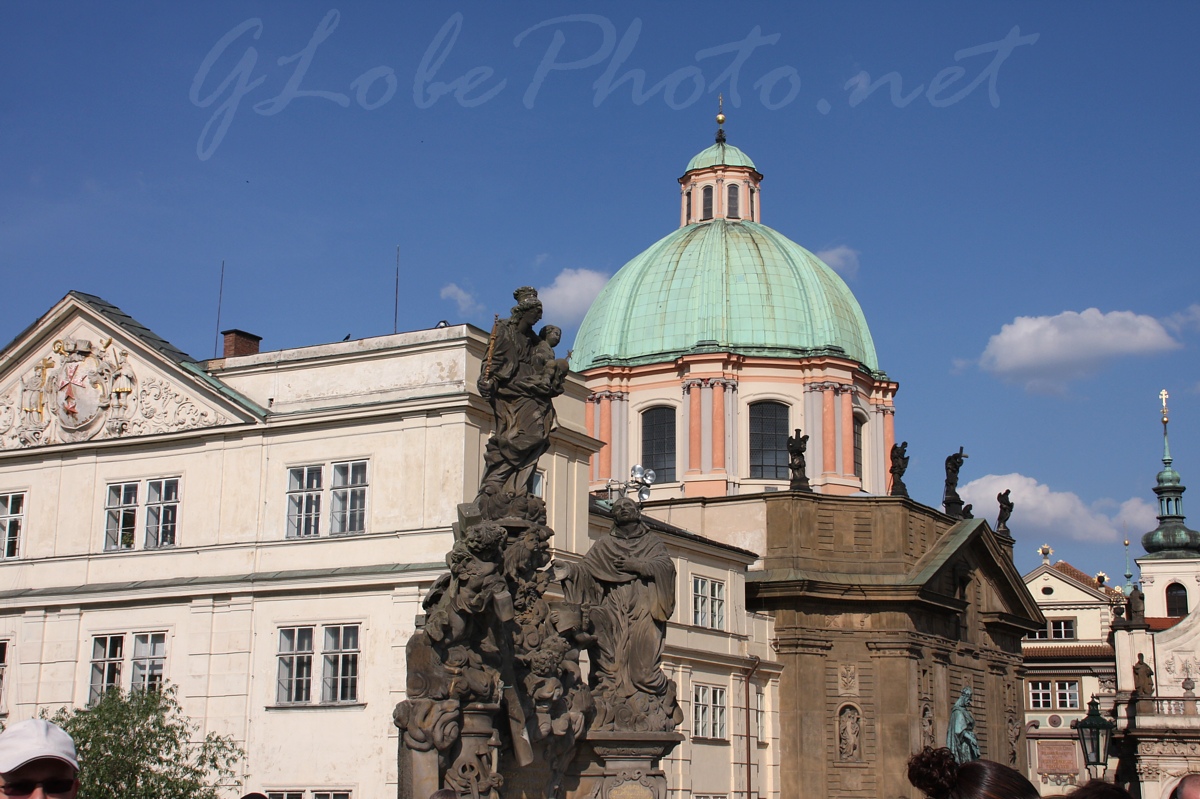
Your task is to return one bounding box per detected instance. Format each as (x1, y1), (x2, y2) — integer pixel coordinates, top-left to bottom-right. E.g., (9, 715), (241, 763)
(268, 794), (305, 799)
(0, 640), (8, 709)
(105, 483), (139, 551)
(131, 633), (167, 692)
(104, 479), (182, 551)
(269, 793), (348, 799)
(145, 479), (179, 548)
(755, 686), (765, 741)
(692, 577), (726, 630)
(287, 467), (323, 538)
(693, 684), (727, 739)
(0, 492), (25, 559)
(313, 792), (352, 799)
(89, 635), (124, 704)
(1056, 680), (1080, 710)
(321, 625), (360, 703)
(1050, 619), (1076, 640)
(853, 419), (864, 478)
(330, 461), (368, 535)
(1025, 627), (1049, 640)
(287, 462), (371, 538)
(1028, 680), (1052, 710)
(277, 627), (315, 704)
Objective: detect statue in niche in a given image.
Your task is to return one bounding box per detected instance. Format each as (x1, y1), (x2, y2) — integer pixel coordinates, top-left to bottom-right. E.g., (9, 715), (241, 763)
(947, 686), (981, 764)
(1007, 715), (1021, 766)
(838, 705), (861, 761)
(996, 488), (1014, 533)
(943, 447), (969, 518)
(921, 704), (935, 748)
(889, 440), (909, 497)
(1134, 653), (1155, 697)
(786, 428), (812, 491)
(555, 497), (683, 732)
(476, 287), (564, 521)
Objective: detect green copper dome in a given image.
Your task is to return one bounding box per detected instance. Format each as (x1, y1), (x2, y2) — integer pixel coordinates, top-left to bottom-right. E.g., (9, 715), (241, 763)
(570, 220), (879, 371)
(685, 142), (756, 172)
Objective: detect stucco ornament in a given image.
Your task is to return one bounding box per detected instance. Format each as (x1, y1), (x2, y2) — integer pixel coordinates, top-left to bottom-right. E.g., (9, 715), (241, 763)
(0, 336), (228, 450)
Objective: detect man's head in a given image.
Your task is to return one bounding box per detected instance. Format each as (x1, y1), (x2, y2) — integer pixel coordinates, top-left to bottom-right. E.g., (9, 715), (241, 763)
(0, 720), (79, 798)
(1175, 773), (1200, 799)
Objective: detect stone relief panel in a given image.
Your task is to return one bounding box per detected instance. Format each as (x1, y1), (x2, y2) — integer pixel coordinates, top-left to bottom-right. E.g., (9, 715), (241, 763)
(838, 663), (859, 696)
(0, 335), (228, 449)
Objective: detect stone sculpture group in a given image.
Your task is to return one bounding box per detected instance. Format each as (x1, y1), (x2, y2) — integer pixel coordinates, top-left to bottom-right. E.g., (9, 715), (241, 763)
(394, 288), (682, 799)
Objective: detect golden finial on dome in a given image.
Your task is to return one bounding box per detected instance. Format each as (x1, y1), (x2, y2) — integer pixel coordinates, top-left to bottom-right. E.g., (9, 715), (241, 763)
(715, 93), (726, 143)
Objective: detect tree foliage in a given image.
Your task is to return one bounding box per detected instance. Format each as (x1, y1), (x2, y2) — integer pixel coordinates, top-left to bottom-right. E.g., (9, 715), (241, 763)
(46, 685), (243, 799)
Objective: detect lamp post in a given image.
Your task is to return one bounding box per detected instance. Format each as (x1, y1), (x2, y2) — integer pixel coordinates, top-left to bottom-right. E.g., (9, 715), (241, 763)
(1073, 695), (1116, 781)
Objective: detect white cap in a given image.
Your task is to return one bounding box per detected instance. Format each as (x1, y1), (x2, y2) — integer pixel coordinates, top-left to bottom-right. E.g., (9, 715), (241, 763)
(0, 719), (79, 774)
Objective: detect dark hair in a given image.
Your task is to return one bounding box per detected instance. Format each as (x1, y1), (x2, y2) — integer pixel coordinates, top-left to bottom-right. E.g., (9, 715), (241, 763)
(907, 748), (1039, 799)
(241, 794), (269, 799)
(1068, 780), (1133, 799)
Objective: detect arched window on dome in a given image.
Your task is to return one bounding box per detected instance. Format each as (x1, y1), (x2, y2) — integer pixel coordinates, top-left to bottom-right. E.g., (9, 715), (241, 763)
(642, 406), (676, 483)
(1168, 582), (1189, 617)
(853, 415), (866, 478)
(727, 184), (740, 219)
(701, 186), (713, 220)
(749, 402), (789, 480)
(685, 190), (692, 223)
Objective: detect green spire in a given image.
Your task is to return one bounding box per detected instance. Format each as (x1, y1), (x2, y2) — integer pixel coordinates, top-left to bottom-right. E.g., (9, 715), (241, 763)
(1141, 389), (1200, 558)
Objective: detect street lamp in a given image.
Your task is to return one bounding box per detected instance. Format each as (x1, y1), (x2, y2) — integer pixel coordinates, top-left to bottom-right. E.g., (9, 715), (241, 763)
(1073, 695), (1116, 780)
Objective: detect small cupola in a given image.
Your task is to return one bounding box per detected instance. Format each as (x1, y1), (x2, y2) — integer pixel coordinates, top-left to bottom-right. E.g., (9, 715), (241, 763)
(678, 102), (764, 227)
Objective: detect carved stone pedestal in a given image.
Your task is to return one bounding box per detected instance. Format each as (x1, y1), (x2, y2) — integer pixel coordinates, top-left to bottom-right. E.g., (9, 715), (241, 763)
(571, 731), (683, 799)
(446, 703), (502, 799)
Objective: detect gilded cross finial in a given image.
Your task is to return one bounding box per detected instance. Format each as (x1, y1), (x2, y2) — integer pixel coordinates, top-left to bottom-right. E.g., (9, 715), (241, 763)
(715, 93), (726, 143)
(1161, 388), (1170, 423)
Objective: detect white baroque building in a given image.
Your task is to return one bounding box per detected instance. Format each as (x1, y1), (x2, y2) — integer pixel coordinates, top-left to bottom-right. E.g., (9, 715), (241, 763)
(0, 292), (777, 799)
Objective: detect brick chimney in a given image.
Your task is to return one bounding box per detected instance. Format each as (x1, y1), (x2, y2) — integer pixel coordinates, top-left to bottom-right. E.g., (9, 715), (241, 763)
(221, 329), (262, 358)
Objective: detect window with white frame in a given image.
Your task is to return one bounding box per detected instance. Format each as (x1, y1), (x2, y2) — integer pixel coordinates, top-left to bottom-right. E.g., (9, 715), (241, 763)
(1055, 680), (1080, 709)
(1050, 619), (1076, 640)
(104, 478), (180, 551)
(694, 795), (727, 799)
(277, 624), (361, 705)
(287, 461), (369, 538)
(693, 684), (727, 739)
(692, 577), (726, 630)
(1, 492), (25, 559)
(88, 631), (168, 704)
(1028, 680), (1052, 710)
(268, 792), (351, 799)
(131, 633), (167, 692)
(321, 625), (360, 703)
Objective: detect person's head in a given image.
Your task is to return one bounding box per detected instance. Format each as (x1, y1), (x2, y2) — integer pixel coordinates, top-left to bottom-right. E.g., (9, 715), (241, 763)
(907, 747), (1038, 799)
(429, 790), (456, 799)
(0, 720), (79, 799)
(1172, 773), (1200, 799)
(1068, 780), (1133, 798)
(241, 794), (269, 799)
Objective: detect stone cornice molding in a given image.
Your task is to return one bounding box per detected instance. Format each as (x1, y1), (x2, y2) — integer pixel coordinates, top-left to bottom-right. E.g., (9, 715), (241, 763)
(681, 379), (705, 394)
(589, 390), (628, 402)
(773, 632), (833, 655)
(865, 640), (924, 659)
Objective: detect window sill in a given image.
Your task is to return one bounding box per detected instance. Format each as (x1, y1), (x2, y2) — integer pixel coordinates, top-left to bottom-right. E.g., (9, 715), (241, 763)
(265, 702), (366, 711)
(691, 737), (730, 746)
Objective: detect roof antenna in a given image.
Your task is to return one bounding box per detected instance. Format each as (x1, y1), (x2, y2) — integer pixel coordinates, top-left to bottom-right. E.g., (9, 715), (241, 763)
(393, 245), (400, 334)
(715, 93), (726, 144)
(213, 259), (225, 358)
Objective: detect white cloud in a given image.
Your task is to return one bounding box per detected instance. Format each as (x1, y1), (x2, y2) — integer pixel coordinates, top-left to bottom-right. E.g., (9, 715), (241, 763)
(538, 268), (610, 326)
(959, 472), (1156, 544)
(1165, 303), (1200, 335)
(816, 246), (860, 279)
(440, 283), (484, 316)
(978, 308), (1180, 393)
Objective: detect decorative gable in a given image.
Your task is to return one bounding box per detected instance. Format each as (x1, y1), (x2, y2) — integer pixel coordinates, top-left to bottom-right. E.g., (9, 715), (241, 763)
(0, 294), (254, 450)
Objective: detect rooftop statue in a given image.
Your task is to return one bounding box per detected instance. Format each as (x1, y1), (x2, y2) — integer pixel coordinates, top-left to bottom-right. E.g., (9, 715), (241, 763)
(889, 441), (909, 498)
(943, 447), (969, 519)
(787, 429), (812, 492)
(996, 489), (1014, 533)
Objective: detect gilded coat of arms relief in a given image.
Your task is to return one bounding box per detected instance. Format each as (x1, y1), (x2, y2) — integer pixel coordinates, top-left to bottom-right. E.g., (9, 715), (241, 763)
(0, 335), (227, 450)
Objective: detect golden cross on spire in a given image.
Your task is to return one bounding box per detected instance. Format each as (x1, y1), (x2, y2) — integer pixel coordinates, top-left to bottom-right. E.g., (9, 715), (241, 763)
(716, 93), (725, 125)
(1161, 388), (1170, 422)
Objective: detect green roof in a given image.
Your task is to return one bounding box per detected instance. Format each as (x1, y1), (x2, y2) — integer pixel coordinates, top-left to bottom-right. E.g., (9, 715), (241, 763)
(570, 220), (879, 371)
(685, 142), (756, 172)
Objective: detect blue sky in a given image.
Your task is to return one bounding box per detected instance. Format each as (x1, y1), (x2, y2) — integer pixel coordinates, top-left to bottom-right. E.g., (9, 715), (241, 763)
(2, 2), (1198, 580)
